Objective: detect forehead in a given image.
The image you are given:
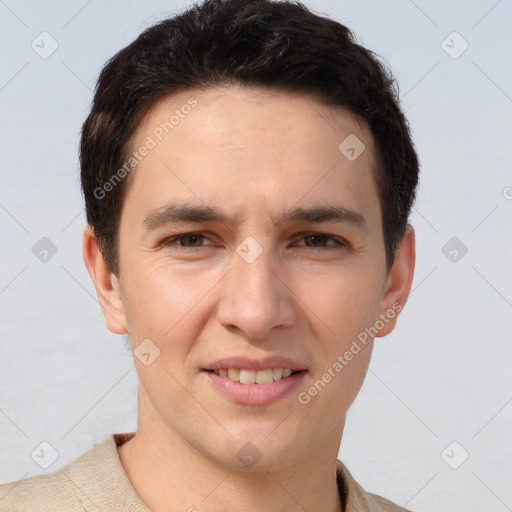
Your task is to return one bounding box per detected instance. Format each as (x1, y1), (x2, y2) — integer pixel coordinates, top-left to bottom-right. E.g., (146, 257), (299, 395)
(136, 85), (374, 149)
(124, 85), (379, 224)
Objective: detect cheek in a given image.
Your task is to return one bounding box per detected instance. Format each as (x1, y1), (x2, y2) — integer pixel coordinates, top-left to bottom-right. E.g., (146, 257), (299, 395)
(295, 271), (379, 412)
(121, 260), (221, 346)
(295, 265), (383, 341)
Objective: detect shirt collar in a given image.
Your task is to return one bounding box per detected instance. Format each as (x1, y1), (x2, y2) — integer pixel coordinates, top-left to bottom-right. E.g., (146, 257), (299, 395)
(81, 433), (406, 512)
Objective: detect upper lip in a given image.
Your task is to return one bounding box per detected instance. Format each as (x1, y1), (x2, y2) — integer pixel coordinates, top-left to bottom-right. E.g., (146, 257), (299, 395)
(204, 356), (307, 372)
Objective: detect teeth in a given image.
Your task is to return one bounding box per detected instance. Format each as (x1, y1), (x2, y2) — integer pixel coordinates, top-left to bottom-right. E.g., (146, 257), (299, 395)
(256, 368), (274, 384)
(227, 368), (240, 381)
(239, 369), (256, 383)
(273, 368), (283, 380)
(212, 367), (299, 384)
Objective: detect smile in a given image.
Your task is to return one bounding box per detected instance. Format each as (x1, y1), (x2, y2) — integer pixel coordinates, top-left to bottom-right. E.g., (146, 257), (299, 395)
(208, 368), (298, 384)
(203, 368), (307, 405)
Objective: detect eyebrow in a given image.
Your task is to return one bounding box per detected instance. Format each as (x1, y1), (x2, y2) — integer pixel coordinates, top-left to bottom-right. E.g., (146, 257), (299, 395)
(143, 202), (368, 232)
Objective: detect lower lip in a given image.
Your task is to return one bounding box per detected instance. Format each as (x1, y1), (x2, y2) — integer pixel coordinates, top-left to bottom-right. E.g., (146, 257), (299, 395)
(202, 370), (307, 405)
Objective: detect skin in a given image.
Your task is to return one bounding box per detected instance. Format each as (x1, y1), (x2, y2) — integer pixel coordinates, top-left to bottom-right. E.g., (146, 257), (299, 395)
(83, 84), (415, 512)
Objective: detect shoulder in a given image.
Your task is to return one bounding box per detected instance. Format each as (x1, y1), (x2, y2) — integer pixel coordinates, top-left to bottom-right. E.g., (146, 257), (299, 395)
(0, 433), (137, 512)
(366, 491), (413, 512)
(0, 469), (85, 512)
(336, 460), (413, 512)
(0, 457), (89, 512)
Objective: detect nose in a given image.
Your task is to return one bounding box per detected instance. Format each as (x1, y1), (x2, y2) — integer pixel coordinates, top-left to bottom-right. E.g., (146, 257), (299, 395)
(216, 247), (296, 340)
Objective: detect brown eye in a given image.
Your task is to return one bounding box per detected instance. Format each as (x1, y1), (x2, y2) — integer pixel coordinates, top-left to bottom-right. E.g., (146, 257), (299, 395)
(303, 234), (331, 247)
(162, 232), (215, 251)
(175, 234), (206, 247)
(296, 234), (347, 251)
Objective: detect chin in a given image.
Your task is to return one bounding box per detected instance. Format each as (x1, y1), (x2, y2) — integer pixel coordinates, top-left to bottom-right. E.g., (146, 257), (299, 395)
(201, 424), (306, 473)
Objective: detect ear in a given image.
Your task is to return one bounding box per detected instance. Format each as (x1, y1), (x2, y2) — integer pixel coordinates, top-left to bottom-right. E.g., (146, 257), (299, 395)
(82, 225), (128, 335)
(375, 224), (416, 338)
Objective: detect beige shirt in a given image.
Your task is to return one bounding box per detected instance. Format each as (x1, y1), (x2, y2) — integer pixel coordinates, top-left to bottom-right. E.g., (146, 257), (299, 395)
(0, 433), (411, 511)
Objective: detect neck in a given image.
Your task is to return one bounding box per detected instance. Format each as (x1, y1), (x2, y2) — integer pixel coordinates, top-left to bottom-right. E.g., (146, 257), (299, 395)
(118, 419), (344, 512)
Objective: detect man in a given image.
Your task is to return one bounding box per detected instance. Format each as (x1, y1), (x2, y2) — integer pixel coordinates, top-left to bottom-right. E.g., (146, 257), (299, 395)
(0, 0), (418, 510)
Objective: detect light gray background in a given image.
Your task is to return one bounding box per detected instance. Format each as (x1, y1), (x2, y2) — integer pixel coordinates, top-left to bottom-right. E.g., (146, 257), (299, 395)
(1, 1), (511, 510)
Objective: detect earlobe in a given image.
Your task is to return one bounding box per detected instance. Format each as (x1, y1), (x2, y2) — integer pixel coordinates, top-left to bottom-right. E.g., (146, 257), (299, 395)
(375, 224), (416, 338)
(82, 226), (128, 335)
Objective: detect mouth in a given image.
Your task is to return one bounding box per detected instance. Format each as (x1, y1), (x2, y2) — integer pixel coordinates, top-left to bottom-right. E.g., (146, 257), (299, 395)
(204, 368), (304, 384)
(202, 355), (308, 405)
(202, 365), (307, 405)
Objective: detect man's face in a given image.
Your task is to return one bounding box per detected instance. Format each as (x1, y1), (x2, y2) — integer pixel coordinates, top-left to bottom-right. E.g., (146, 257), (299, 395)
(104, 85), (407, 470)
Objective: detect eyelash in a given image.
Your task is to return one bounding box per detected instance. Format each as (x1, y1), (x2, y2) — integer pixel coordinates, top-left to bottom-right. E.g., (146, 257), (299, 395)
(162, 232), (349, 253)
